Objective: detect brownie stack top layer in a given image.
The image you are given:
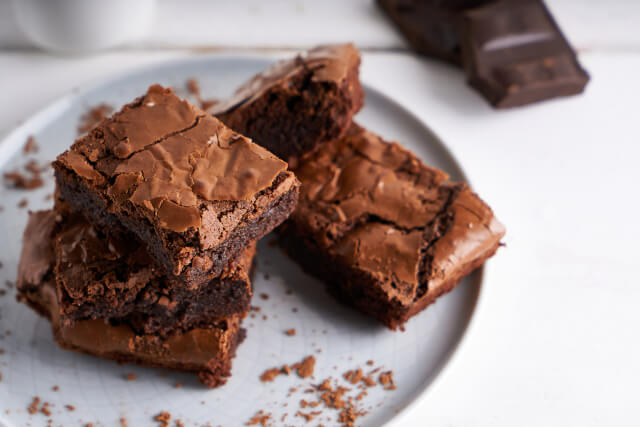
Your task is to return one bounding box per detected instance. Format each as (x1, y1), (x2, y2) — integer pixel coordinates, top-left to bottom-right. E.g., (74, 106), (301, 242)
(289, 124), (505, 309)
(211, 44), (364, 162)
(53, 85), (299, 283)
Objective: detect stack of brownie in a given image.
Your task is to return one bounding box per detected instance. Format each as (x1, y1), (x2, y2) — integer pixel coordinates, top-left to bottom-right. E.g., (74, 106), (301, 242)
(17, 85), (300, 387)
(16, 43), (505, 387)
(211, 43), (505, 330)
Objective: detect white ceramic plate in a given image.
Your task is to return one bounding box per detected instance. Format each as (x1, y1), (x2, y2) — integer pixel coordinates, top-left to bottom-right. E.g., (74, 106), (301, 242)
(0, 56), (481, 427)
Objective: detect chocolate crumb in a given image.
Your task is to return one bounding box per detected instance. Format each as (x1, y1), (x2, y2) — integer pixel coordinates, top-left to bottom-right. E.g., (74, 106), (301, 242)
(125, 373), (136, 381)
(18, 198), (28, 208)
(292, 307), (298, 313)
(0, 290), (6, 297)
(246, 410), (271, 426)
(28, 396), (40, 414)
(24, 136), (38, 153)
(175, 382), (182, 388)
(154, 411), (171, 427)
(263, 273), (270, 280)
(262, 315), (268, 320)
(296, 410), (322, 422)
(379, 371), (396, 390)
(5, 280), (13, 289)
(259, 293), (269, 300)
(175, 421), (185, 427)
(285, 289), (293, 295)
(65, 404), (75, 411)
(41, 402), (51, 416)
(366, 360), (374, 366)
(343, 369), (363, 385)
(78, 104), (113, 135)
(4, 169), (43, 190)
(260, 367), (283, 382)
(292, 356), (316, 379)
(285, 328), (296, 336)
(52, 385), (59, 391)
(120, 418), (128, 427)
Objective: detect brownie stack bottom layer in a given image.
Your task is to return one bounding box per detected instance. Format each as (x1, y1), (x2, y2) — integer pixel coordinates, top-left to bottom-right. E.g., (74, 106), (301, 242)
(20, 279), (244, 387)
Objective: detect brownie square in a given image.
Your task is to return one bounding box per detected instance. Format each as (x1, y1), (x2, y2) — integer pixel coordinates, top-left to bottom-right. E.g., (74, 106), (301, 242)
(17, 210), (245, 388)
(278, 124), (505, 330)
(211, 44), (364, 163)
(53, 85), (299, 287)
(51, 206), (255, 334)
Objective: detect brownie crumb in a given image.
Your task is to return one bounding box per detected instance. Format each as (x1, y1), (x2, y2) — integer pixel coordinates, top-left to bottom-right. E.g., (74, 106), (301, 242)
(65, 404), (75, 411)
(296, 410), (322, 422)
(78, 104), (113, 135)
(52, 385), (59, 391)
(343, 369), (363, 385)
(0, 371), (3, 382)
(366, 360), (374, 366)
(0, 290), (6, 297)
(27, 396), (40, 414)
(5, 280), (13, 289)
(263, 272), (270, 280)
(260, 367), (283, 383)
(292, 356), (316, 379)
(4, 168), (44, 190)
(175, 420), (185, 427)
(86, 423), (94, 427)
(259, 293), (269, 300)
(154, 411), (171, 427)
(379, 371), (396, 390)
(246, 410), (271, 426)
(125, 373), (136, 381)
(285, 328), (296, 336)
(23, 136), (38, 153)
(285, 289), (293, 295)
(18, 198), (28, 208)
(292, 307), (298, 313)
(40, 401), (52, 416)
(175, 382), (182, 388)
(120, 417), (128, 427)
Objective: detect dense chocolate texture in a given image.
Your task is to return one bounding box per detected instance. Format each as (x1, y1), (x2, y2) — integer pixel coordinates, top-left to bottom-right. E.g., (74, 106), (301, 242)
(459, 0), (589, 108)
(278, 125), (505, 329)
(17, 211), (244, 388)
(54, 85), (299, 287)
(377, 0), (488, 65)
(52, 210), (255, 334)
(211, 44), (364, 162)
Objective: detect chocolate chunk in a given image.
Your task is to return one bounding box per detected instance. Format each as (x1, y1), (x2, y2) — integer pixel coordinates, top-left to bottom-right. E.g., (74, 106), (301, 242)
(377, 0), (489, 65)
(459, 0), (589, 107)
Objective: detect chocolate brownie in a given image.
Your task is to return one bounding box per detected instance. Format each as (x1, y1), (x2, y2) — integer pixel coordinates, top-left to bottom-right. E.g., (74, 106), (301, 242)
(211, 44), (364, 163)
(278, 125), (505, 330)
(54, 85), (299, 287)
(17, 211), (244, 388)
(50, 207), (255, 334)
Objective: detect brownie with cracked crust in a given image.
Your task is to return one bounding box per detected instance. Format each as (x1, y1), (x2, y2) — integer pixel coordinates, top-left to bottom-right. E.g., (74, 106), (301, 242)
(278, 124), (505, 330)
(210, 44), (364, 163)
(53, 85), (299, 287)
(17, 210), (244, 388)
(48, 202), (255, 333)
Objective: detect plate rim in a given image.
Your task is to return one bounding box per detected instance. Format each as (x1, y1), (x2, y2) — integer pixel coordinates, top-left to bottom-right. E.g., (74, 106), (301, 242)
(0, 54), (486, 427)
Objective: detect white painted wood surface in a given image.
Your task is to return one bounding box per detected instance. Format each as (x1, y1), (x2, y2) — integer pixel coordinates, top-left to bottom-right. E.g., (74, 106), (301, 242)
(1, 1), (639, 426)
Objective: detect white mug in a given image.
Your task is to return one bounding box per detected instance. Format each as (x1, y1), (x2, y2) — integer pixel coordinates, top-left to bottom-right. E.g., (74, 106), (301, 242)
(12, 0), (156, 54)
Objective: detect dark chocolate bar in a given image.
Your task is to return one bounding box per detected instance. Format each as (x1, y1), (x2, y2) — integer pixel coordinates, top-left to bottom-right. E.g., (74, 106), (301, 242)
(459, 0), (589, 108)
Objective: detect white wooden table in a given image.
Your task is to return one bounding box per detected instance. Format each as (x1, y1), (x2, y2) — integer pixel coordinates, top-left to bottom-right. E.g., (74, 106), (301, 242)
(1, 1), (639, 426)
